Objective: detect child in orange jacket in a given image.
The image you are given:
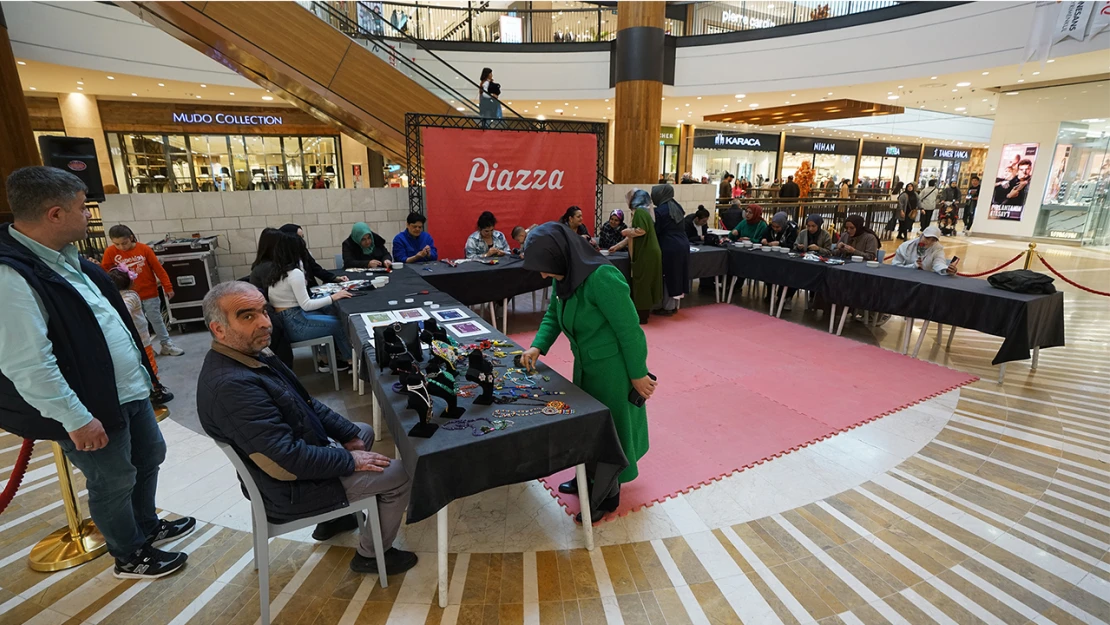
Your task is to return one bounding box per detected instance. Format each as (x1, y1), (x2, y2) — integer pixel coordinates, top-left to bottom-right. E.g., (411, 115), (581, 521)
(106, 265), (175, 405)
(101, 225), (184, 356)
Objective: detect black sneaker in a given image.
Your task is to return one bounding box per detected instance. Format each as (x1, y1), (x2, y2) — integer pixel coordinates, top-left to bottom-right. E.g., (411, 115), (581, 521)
(147, 516), (197, 548)
(335, 360), (352, 372)
(151, 386), (175, 404)
(350, 548), (418, 575)
(312, 513), (361, 541)
(114, 544), (188, 579)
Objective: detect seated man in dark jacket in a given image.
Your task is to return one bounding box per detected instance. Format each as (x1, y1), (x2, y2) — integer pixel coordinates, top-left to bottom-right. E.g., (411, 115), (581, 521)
(683, 206), (711, 243)
(196, 281), (415, 575)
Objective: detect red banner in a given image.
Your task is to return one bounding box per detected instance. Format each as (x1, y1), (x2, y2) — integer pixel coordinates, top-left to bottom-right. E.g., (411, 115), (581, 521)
(422, 127), (598, 259)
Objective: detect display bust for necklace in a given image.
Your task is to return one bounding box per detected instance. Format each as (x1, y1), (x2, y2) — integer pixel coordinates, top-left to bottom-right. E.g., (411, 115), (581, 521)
(420, 318), (450, 345)
(465, 349), (496, 405)
(426, 359), (466, 419)
(403, 371), (438, 438)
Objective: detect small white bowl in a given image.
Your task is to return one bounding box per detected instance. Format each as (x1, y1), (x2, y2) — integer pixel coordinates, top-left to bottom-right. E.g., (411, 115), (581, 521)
(764, 246), (774, 252)
(752, 244), (762, 250)
(851, 255), (864, 263)
(600, 250), (610, 256)
(778, 246), (789, 253)
(866, 260), (879, 268)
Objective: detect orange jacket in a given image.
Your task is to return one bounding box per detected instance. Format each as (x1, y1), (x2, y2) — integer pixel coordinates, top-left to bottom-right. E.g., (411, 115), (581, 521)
(101, 242), (173, 301)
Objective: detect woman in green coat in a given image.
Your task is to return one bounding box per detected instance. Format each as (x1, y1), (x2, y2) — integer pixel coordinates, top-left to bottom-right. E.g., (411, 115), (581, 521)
(521, 222), (657, 520)
(625, 189), (663, 324)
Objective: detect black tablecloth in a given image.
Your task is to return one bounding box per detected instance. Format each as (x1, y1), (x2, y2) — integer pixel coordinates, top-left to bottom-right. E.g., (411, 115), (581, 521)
(608, 247), (728, 285)
(823, 262), (1066, 365)
(727, 247), (830, 291)
(417, 257), (549, 306)
(334, 266), (628, 523)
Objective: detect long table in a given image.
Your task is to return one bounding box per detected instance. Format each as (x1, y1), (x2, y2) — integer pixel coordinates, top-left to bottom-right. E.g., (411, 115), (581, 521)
(334, 266), (626, 607)
(722, 246), (1066, 371)
(608, 246), (730, 302)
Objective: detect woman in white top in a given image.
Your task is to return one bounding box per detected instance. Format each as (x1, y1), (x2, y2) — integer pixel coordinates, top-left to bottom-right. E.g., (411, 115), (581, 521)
(478, 67), (501, 119)
(261, 232), (353, 370)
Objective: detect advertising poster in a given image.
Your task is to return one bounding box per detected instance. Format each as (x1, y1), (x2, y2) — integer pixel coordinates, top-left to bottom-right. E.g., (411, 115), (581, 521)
(1044, 144), (1072, 203)
(422, 127), (598, 258)
(988, 143), (1039, 220)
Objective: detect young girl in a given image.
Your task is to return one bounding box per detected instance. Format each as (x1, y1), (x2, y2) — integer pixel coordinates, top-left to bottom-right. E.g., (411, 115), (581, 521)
(107, 266), (174, 405)
(101, 225), (183, 356)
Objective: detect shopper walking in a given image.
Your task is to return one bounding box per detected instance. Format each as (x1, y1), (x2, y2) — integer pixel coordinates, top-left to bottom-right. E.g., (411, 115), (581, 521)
(897, 182), (919, 240)
(964, 176), (981, 233)
(918, 179), (939, 230)
(779, 175), (801, 198)
(0, 166), (194, 579)
(521, 223), (654, 523)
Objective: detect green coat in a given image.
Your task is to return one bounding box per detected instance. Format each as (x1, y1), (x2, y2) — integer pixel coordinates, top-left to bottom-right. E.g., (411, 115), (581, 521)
(629, 207), (663, 312)
(730, 219), (767, 242)
(532, 265), (650, 482)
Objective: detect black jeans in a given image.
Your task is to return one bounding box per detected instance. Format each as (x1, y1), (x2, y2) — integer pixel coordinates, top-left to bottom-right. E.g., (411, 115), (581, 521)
(920, 210), (934, 229)
(898, 217), (914, 239)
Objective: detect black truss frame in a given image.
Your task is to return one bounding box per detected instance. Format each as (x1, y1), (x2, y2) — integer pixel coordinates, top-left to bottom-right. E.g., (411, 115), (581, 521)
(405, 113), (608, 232)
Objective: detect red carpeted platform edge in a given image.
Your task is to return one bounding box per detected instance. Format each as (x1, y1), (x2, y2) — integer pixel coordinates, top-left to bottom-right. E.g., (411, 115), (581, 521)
(514, 303), (979, 521)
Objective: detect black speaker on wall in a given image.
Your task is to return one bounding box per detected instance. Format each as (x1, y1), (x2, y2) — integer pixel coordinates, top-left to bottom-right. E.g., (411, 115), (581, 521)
(37, 136), (106, 202)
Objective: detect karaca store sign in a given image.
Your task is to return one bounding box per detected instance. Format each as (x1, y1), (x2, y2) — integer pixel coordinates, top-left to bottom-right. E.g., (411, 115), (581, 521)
(422, 127), (598, 258)
(171, 112), (284, 125)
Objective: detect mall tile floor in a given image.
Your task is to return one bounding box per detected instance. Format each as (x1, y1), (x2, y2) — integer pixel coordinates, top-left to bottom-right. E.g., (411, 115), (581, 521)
(0, 235), (1107, 625)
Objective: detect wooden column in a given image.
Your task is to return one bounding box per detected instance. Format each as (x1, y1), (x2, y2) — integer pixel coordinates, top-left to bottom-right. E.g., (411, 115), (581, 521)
(613, 2), (664, 184)
(678, 123), (695, 178)
(0, 5), (41, 216)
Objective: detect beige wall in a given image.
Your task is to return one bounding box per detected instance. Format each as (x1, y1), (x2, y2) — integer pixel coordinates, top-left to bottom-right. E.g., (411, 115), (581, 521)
(97, 188), (410, 282)
(57, 93), (115, 191)
(340, 133), (367, 189)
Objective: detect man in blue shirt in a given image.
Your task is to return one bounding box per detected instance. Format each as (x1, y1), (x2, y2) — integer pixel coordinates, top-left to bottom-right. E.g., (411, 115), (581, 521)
(0, 167), (194, 580)
(391, 212), (438, 263)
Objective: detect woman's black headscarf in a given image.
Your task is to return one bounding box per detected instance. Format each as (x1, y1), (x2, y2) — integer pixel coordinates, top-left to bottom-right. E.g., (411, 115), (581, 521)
(278, 223), (301, 236)
(523, 222), (610, 299)
(651, 184), (684, 223)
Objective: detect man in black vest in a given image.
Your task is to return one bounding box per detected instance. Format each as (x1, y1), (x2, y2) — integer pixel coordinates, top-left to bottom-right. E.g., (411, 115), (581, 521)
(0, 167), (194, 579)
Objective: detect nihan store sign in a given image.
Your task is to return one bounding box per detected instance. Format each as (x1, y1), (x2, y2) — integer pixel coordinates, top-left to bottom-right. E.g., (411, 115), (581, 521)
(171, 112), (284, 125)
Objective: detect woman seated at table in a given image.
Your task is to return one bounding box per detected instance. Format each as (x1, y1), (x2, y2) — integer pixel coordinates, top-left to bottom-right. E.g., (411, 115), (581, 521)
(832, 215), (880, 261)
(280, 223), (346, 284)
(793, 215), (833, 255)
(520, 222), (655, 522)
(465, 211), (510, 259)
(264, 231), (353, 371)
(728, 205), (768, 242)
(598, 209), (626, 251)
(560, 206), (593, 244)
(761, 211), (798, 248)
(342, 222), (393, 269)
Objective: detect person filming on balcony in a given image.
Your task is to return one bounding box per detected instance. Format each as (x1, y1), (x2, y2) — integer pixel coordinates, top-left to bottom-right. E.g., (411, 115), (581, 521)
(478, 67), (502, 119)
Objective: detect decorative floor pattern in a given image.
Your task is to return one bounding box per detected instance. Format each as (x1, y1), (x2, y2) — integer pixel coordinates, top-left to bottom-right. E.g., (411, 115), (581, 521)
(0, 237), (1107, 625)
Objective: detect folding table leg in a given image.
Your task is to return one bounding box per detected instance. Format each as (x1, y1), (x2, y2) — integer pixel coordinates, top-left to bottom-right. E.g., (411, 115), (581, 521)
(714, 276), (721, 304)
(1032, 347), (1040, 370)
(912, 320), (931, 358)
(829, 304), (837, 333)
(576, 464), (594, 550)
(727, 276), (738, 304)
(900, 318), (913, 354)
(997, 363), (1007, 385)
(488, 302), (496, 327)
(352, 348), (358, 392)
(836, 306), (850, 336)
(945, 326), (956, 351)
(936, 323), (944, 342)
(372, 392), (381, 442)
(769, 285), (778, 315)
(437, 508), (448, 608)
(502, 298), (509, 334)
(776, 288), (788, 318)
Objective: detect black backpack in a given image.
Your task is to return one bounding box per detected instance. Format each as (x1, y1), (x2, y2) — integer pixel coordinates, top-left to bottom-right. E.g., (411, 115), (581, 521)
(988, 269), (1056, 294)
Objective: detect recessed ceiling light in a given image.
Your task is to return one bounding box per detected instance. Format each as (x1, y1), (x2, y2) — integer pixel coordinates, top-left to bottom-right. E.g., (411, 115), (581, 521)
(955, 107), (966, 111)
(1006, 91), (1019, 96)
(1017, 79), (1025, 83)
(456, 106), (465, 111)
(749, 103), (759, 108)
(674, 107), (678, 110)
(195, 95), (202, 99)
(29, 87), (36, 90)
(537, 115), (546, 120)
(956, 82), (971, 87)
(827, 92), (833, 95)
(696, 96), (702, 100)
(17, 61), (26, 65)
(107, 76), (115, 80)
(77, 87), (83, 91)
(554, 108), (563, 113)
(229, 92), (235, 96)
(931, 76), (938, 79)
(952, 89), (958, 92)
(131, 93), (137, 97)
(897, 85), (904, 88)
(1033, 71), (1040, 75)
(564, 102), (568, 105)
(76, 81), (84, 85)
(261, 95), (274, 100)
(735, 94), (745, 98)
(574, 106), (578, 109)
(887, 95), (899, 100)
(604, 99), (609, 102)
(677, 119), (685, 123)
(1047, 59), (1055, 63)
(200, 84), (207, 88)
(158, 83), (165, 87)
(790, 93), (796, 97)
(982, 71), (990, 75)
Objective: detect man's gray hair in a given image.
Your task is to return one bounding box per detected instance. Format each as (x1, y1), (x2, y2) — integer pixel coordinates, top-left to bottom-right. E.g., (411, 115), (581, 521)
(202, 280), (263, 333)
(6, 166), (88, 222)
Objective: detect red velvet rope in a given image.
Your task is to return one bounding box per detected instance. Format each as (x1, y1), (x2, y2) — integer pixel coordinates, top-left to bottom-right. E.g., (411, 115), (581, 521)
(956, 252), (1024, 278)
(0, 439), (35, 515)
(1035, 253), (1110, 297)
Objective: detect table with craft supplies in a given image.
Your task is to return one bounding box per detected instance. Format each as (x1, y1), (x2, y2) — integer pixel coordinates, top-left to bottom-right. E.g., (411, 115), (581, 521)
(607, 245), (731, 302)
(725, 246), (833, 316)
(333, 265), (627, 608)
(822, 261), (1065, 373)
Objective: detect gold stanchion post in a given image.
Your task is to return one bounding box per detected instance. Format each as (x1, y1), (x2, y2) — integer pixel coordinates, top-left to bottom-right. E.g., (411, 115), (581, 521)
(154, 405), (170, 422)
(28, 443), (108, 571)
(1023, 242), (1037, 270)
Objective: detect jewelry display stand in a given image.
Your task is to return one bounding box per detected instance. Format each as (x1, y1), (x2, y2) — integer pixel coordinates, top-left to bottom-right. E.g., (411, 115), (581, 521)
(403, 372), (438, 438)
(465, 349), (496, 405)
(427, 360), (466, 419)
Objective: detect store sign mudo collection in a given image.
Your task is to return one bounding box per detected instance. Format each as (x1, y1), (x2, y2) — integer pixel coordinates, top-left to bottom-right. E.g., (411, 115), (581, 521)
(171, 113), (284, 126)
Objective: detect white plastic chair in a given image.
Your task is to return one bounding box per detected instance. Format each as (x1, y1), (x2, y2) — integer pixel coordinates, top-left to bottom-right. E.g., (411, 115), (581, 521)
(215, 441), (387, 625)
(290, 336), (339, 391)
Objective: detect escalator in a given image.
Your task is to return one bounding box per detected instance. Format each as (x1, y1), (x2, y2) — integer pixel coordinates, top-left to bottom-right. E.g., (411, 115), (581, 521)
(116, 1), (506, 161)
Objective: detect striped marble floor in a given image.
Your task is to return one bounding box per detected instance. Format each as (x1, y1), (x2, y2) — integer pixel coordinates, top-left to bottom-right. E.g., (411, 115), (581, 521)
(0, 238), (1107, 625)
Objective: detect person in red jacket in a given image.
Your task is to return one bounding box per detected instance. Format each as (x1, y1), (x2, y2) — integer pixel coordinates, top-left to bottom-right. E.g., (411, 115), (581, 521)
(101, 225), (183, 356)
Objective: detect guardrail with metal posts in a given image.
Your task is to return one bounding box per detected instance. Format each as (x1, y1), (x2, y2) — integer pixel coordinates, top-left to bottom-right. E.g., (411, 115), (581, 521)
(715, 197), (901, 241)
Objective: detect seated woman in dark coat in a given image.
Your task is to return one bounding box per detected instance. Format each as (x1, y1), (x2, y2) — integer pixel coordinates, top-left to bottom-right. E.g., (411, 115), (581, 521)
(342, 222), (393, 269)
(279, 223), (344, 284)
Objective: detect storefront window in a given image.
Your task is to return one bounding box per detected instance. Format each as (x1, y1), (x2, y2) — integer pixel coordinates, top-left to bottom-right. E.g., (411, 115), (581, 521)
(1034, 122), (1110, 245)
(113, 133), (342, 193)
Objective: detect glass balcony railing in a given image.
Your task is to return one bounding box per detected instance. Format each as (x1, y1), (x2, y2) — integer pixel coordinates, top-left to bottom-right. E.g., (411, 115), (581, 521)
(308, 1), (900, 45)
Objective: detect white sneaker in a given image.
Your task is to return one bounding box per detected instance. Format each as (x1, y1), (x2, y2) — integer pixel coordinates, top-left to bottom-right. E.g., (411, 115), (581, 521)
(159, 342), (184, 357)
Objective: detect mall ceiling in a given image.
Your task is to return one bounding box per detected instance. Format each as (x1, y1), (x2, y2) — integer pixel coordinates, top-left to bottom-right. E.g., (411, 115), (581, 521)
(16, 47), (1108, 150)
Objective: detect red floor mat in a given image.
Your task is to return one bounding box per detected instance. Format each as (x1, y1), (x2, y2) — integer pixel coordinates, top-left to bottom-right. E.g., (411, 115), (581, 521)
(510, 304), (977, 519)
